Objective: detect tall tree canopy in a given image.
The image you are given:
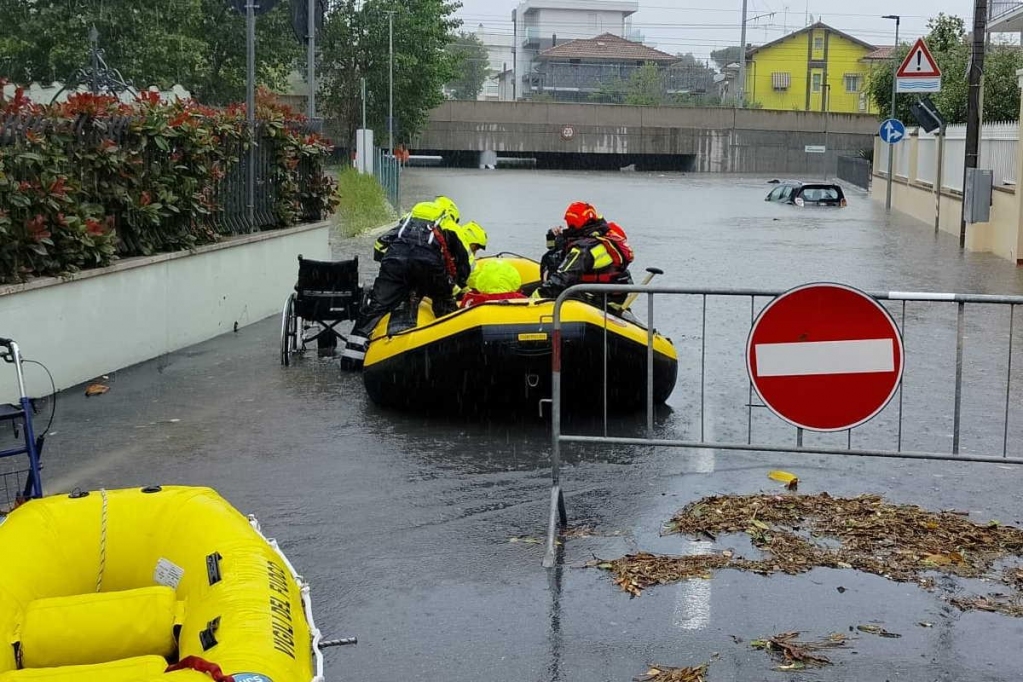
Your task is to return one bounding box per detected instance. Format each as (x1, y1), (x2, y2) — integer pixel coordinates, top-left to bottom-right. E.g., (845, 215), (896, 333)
(318, 0), (461, 146)
(710, 46), (742, 70)
(445, 32), (491, 100)
(0, 0), (300, 104)
(866, 13), (1022, 125)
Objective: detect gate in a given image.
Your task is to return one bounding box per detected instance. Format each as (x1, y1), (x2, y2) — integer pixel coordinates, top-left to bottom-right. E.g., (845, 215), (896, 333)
(543, 283), (1023, 567)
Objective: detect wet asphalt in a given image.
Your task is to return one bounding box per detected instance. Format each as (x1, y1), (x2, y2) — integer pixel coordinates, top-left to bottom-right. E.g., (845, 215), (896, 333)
(12, 170), (1023, 681)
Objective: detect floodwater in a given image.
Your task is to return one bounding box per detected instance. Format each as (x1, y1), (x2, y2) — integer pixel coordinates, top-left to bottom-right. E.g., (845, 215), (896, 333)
(22, 169), (1023, 681)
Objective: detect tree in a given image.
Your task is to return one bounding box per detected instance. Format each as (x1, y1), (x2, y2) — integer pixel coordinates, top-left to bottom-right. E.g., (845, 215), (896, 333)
(318, 0), (461, 147)
(710, 46), (742, 70)
(625, 63), (664, 106)
(445, 32), (491, 100)
(0, 0), (300, 104)
(865, 13), (1020, 125)
(926, 13), (967, 52)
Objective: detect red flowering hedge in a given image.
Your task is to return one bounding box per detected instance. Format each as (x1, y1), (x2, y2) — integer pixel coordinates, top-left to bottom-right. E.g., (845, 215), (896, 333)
(0, 86), (339, 284)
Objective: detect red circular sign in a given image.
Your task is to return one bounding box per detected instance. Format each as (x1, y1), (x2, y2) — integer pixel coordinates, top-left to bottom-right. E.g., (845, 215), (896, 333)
(561, 125), (575, 140)
(746, 283), (904, 432)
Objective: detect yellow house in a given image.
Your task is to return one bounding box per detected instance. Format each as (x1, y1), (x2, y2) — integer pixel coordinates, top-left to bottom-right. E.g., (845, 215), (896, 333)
(745, 22), (877, 114)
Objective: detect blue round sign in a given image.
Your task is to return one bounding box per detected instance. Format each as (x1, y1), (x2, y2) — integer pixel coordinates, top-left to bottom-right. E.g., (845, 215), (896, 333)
(879, 118), (906, 144)
(233, 675), (273, 682)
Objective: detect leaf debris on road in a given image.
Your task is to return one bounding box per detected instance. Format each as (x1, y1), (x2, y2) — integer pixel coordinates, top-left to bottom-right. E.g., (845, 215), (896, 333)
(635, 663), (708, 682)
(856, 624), (901, 638)
(750, 631), (848, 670)
(587, 552), (729, 597)
(590, 493), (1023, 612)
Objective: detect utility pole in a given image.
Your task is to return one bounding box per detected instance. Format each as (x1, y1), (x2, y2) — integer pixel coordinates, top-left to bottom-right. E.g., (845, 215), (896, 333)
(388, 11), (395, 155)
(246, 0), (256, 229)
(737, 0), (749, 107)
(307, 0), (316, 119)
(882, 14), (900, 212)
(960, 0), (988, 248)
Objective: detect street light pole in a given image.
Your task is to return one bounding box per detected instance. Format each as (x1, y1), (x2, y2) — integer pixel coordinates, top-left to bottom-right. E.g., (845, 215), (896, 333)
(883, 14), (900, 213)
(246, 0), (256, 230)
(388, 11), (395, 154)
(307, 0), (316, 120)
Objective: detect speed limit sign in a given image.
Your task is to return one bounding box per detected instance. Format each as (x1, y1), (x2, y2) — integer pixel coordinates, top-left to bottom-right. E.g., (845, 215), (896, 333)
(561, 125), (575, 141)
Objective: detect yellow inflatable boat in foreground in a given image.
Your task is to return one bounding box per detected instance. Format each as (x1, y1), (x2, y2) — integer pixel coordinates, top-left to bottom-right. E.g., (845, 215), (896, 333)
(0, 486), (324, 682)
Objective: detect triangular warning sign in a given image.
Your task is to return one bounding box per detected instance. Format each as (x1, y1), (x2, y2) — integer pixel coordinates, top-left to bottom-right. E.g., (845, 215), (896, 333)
(896, 38), (942, 78)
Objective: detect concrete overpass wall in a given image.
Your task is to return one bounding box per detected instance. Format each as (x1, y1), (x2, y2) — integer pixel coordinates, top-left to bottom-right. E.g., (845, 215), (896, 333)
(415, 101), (878, 174)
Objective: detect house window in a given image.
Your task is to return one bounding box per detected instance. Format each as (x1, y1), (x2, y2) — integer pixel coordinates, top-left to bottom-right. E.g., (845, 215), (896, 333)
(812, 73), (822, 92)
(813, 37), (824, 51)
(771, 72), (791, 90)
(844, 74), (861, 92)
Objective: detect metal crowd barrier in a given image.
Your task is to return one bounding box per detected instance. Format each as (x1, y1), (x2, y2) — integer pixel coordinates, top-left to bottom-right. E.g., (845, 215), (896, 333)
(544, 283), (1023, 567)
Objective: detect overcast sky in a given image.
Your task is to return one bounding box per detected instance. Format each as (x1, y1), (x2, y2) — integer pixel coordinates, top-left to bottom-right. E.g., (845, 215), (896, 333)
(455, 0), (980, 62)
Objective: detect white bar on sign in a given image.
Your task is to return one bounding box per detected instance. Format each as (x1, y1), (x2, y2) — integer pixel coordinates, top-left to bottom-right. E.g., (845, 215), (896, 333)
(755, 339), (895, 377)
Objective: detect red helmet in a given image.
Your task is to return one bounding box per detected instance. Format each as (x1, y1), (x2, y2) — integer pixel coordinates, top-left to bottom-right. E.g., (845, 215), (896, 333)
(564, 202), (598, 230)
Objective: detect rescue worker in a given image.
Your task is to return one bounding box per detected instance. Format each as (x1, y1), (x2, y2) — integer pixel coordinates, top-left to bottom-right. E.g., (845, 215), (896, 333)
(433, 195), (488, 269)
(375, 196), (487, 270)
(341, 200), (471, 369)
(460, 258), (526, 308)
(535, 201), (634, 308)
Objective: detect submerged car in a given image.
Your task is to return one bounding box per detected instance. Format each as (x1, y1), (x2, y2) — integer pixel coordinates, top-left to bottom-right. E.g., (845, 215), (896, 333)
(765, 181), (847, 207)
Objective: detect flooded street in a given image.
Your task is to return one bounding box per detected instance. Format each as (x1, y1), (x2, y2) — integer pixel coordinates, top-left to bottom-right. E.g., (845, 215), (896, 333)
(32, 170), (1023, 681)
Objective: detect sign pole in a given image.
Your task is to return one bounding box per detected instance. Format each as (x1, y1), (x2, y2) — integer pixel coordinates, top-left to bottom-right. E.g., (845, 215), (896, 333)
(935, 123), (945, 233)
(885, 17), (900, 212)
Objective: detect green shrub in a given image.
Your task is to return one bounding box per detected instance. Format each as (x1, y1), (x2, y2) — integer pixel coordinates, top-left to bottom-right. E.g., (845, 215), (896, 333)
(0, 86), (339, 283)
(334, 167), (396, 237)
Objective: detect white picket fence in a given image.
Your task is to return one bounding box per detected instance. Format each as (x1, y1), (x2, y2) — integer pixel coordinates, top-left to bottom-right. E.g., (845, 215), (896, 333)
(876, 121), (1018, 192)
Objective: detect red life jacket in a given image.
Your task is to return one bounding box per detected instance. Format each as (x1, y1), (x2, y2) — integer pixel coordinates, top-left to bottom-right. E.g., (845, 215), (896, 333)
(578, 221), (633, 283)
(460, 291), (527, 308)
(604, 221), (634, 264)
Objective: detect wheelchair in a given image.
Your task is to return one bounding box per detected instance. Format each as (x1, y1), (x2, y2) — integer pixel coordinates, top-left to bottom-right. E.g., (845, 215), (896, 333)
(280, 255), (363, 366)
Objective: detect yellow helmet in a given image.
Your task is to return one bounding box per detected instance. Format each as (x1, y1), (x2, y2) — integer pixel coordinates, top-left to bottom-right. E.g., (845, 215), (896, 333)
(462, 221), (488, 250)
(410, 201), (444, 222)
(435, 195), (460, 223)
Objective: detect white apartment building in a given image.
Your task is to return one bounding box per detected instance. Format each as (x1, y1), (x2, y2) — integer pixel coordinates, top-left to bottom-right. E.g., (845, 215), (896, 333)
(473, 24), (516, 101)
(511, 0), (639, 100)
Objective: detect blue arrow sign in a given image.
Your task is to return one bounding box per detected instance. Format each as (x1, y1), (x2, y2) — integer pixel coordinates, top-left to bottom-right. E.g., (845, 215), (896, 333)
(879, 118), (906, 144)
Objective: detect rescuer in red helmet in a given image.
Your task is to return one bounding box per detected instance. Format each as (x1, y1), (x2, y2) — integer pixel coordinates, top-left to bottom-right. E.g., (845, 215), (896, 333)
(536, 201), (634, 307)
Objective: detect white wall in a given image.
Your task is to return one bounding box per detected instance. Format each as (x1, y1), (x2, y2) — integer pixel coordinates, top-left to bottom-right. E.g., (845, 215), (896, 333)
(0, 222), (330, 403)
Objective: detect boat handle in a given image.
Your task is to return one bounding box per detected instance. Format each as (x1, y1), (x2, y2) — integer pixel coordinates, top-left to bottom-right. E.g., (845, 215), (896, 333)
(206, 552), (222, 586)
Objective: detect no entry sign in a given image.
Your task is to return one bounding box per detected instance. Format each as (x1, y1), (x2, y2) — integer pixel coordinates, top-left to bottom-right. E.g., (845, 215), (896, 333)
(746, 283), (904, 432)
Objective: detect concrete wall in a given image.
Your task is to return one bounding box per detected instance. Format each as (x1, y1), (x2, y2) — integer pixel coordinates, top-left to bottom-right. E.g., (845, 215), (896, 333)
(416, 100), (878, 174)
(0, 222), (330, 402)
(871, 175), (1021, 262)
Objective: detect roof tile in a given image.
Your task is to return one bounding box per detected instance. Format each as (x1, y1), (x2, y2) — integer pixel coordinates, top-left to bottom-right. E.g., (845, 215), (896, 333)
(536, 33), (678, 62)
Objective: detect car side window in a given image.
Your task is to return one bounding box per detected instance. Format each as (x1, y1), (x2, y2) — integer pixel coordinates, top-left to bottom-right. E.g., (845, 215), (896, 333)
(779, 186), (794, 201)
(769, 187), (785, 200)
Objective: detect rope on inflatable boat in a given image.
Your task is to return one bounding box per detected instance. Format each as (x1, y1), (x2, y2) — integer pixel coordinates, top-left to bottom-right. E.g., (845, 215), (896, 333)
(96, 488), (108, 592)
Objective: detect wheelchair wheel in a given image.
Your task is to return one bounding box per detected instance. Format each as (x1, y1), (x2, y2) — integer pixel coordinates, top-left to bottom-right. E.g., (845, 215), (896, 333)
(280, 293), (299, 366)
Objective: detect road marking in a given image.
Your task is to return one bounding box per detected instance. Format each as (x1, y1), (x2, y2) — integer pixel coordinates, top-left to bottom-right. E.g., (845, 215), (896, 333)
(755, 339), (895, 377)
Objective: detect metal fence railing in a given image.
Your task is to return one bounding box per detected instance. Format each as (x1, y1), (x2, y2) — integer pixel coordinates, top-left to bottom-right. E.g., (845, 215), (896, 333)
(884, 121), (1019, 191)
(373, 147), (401, 213)
(836, 155), (871, 189)
(543, 284), (1023, 567)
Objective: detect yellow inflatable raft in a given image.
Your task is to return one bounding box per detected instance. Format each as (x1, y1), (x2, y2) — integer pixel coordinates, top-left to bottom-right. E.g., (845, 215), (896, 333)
(0, 486), (323, 682)
(363, 255), (678, 412)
